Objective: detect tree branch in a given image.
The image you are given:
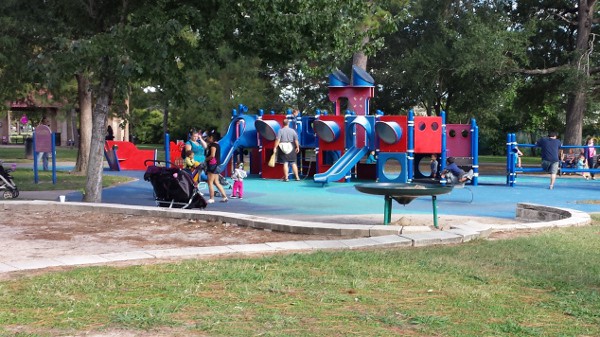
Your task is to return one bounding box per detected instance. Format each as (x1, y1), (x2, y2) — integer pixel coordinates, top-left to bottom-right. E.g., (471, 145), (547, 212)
(516, 66), (563, 75)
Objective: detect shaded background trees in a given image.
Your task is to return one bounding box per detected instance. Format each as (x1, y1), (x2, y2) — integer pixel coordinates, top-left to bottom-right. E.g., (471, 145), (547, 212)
(0, 0), (599, 202)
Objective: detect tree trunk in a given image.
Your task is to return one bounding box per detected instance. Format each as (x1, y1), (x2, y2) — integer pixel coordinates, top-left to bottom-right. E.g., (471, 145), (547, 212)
(70, 108), (79, 147)
(67, 108), (77, 147)
(84, 77), (113, 203)
(352, 44), (368, 71)
(351, 35), (370, 84)
(74, 73), (93, 173)
(163, 95), (169, 138)
(564, 92), (586, 145)
(563, 0), (596, 145)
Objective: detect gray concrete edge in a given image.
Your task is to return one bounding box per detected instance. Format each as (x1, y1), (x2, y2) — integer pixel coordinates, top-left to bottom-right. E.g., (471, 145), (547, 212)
(0, 201), (593, 274)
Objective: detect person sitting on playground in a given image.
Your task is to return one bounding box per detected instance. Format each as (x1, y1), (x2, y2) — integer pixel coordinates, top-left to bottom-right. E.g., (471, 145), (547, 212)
(512, 146), (523, 168)
(183, 150), (201, 182)
(441, 157), (474, 185)
(561, 148), (577, 171)
(576, 153), (591, 180)
(365, 151), (377, 164)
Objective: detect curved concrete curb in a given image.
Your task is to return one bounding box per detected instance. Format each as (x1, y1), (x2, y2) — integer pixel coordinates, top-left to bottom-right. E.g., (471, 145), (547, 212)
(0, 201), (592, 274)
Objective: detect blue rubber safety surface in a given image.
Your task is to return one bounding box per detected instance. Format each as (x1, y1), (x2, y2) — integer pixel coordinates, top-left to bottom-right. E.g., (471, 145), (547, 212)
(73, 169), (600, 221)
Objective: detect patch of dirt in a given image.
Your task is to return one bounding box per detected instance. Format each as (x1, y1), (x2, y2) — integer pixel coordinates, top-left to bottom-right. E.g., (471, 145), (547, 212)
(0, 210), (349, 265)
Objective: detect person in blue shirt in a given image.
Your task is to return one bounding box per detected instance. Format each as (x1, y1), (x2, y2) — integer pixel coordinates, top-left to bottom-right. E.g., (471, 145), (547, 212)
(441, 157), (473, 184)
(535, 131), (562, 189)
(365, 151), (377, 164)
(185, 130), (207, 181)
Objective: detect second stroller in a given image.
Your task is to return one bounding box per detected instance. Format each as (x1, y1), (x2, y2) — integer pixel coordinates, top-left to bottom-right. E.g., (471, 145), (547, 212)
(0, 161), (19, 199)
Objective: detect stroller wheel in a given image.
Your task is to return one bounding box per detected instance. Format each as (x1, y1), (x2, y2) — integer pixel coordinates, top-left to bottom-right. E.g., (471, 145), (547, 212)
(12, 189), (19, 198)
(3, 190), (13, 199)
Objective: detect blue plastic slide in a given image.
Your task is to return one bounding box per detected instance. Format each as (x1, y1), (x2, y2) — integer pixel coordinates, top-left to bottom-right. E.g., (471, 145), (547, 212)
(313, 146), (369, 184)
(218, 115), (258, 170)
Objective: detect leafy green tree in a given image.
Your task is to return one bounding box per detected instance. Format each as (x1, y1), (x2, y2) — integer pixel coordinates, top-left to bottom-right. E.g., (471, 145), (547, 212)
(3, 0), (410, 203)
(510, 0), (599, 145)
(370, 0), (524, 120)
(129, 107), (164, 144)
(15, 0), (207, 202)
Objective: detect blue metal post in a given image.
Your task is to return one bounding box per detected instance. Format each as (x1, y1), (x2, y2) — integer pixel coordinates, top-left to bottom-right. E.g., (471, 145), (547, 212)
(51, 134), (56, 184)
(33, 132), (38, 184)
(471, 118), (479, 186)
(506, 133), (516, 186)
(165, 133), (170, 168)
(407, 109), (414, 182)
(440, 111), (447, 185)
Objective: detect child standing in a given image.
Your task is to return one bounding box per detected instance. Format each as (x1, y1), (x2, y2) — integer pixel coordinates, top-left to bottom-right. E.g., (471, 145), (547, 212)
(230, 162), (247, 199)
(576, 153), (591, 179)
(429, 154), (439, 179)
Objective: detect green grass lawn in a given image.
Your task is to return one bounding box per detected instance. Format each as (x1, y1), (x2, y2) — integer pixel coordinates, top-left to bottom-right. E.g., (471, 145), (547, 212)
(0, 146), (133, 191)
(0, 218), (599, 336)
(10, 169), (132, 191)
(0, 145), (79, 163)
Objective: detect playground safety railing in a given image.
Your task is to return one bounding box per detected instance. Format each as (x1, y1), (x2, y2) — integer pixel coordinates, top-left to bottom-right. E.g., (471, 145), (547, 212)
(506, 133), (600, 186)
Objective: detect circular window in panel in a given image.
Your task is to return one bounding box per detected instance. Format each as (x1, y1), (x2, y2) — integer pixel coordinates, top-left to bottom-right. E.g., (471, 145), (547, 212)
(448, 129), (456, 137)
(416, 155), (433, 177)
(418, 121), (426, 131)
(462, 129), (469, 138)
(431, 122), (439, 131)
(383, 157), (403, 181)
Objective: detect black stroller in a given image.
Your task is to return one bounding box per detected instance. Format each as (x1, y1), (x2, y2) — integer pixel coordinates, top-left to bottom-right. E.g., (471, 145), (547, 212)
(0, 161), (19, 199)
(144, 160), (206, 209)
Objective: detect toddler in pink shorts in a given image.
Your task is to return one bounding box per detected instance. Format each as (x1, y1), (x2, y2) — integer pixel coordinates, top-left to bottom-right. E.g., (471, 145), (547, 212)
(230, 163), (247, 199)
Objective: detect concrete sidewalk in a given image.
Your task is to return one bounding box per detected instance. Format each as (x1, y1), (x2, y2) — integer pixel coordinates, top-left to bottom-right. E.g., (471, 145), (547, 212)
(0, 200), (592, 275)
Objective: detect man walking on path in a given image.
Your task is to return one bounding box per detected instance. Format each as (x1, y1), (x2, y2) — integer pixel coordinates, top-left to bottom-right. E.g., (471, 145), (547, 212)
(536, 131), (562, 189)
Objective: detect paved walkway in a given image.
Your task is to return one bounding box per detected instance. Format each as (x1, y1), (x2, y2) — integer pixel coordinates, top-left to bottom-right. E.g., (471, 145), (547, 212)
(1, 163), (598, 274)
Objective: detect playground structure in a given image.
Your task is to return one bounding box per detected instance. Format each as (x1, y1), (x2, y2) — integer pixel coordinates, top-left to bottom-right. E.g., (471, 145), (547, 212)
(506, 133), (600, 186)
(153, 67), (480, 185)
(104, 140), (157, 171)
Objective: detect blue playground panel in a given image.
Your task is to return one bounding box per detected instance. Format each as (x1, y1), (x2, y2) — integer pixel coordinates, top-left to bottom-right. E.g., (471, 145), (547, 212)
(76, 169), (600, 222)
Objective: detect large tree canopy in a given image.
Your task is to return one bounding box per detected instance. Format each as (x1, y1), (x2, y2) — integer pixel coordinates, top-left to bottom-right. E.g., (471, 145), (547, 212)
(1, 0), (392, 203)
(1, 0), (599, 202)
(370, 0), (598, 151)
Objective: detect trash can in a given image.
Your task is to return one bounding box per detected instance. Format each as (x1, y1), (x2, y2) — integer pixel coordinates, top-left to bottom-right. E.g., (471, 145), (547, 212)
(25, 137), (33, 159)
(54, 133), (61, 146)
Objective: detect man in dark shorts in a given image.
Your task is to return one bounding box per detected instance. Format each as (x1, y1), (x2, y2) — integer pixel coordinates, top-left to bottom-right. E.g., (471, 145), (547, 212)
(273, 118), (300, 181)
(535, 131), (562, 189)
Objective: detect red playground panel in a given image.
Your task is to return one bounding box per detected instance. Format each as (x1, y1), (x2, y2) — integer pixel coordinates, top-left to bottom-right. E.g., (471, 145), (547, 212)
(169, 141), (185, 168)
(105, 141), (156, 170)
(258, 115), (286, 179)
(446, 124), (472, 157)
(376, 115), (407, 153)
(414, 116), (443, 154)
